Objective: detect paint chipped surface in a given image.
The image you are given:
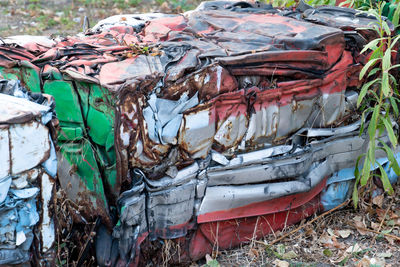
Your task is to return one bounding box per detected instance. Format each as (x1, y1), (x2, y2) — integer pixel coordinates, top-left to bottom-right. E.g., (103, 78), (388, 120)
(0, 80), (56, 265)
(0, 1), (398, 266)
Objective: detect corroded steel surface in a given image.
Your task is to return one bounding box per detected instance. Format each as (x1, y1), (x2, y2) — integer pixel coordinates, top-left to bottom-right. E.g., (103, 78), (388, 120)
(0, 2), (399, 266)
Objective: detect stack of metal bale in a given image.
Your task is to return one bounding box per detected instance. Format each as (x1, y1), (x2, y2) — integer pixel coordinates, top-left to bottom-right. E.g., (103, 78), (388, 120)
(0, 79), (56, 265)
(0, 2), (398, 265)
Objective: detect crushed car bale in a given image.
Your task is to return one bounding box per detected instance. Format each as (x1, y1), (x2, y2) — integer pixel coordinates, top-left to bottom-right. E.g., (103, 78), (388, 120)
(0, 1), (399, 266)
(0, 79), (56, 265)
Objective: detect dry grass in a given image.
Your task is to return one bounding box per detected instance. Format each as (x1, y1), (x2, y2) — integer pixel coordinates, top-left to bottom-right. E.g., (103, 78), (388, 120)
(54, 189), (97, 267)
(210, 185), (400, 267)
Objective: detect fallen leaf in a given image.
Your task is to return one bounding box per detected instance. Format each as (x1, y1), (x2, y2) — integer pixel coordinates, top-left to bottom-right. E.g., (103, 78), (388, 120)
(160, 1), (172, 13)
(353, 215), (363, 222)
(332, 236), (346, 249)
(384, 235), (396, 245)
(389, 211), (400, 220)
(205, 254), (213, 263)
(319, 232), (333, 247)
(376, 208), (386, 220)
(375, 208), (400, 222)
(372, 194), (384, 208)
(327, 228), (335, 236)
(305, 227), (314, 236)
(370, 257), (386, 266)
(356, 257), (370, 267)
(273, 259), (289, 267)
(386, 219), (395, 226)
(330, 253), (349, 264)
(337, 229), (352, 238)
(371, 222), (380, 229)
(282, 251), (297, 260)
(354, 220), (369, 235)
(323, 249), (333, 257)
(346, 243), (362, 253)
(248, 248), (259, 259)
(276, 244), (285, 255)
(205, 254), (220, 267)
(377, 252), (392, 258)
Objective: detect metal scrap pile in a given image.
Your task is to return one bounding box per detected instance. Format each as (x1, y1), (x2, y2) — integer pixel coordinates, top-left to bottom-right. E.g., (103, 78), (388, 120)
(0, 1), (399, 265)
(0, 79), (56, 265)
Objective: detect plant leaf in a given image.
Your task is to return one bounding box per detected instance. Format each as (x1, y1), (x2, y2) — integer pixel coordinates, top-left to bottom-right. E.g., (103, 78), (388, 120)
(360, 156), (371, 186)
(392, 3), (400, 28)
(359, 58), (380, 80)
(382, 71), (390, 96)
(368, 104), (379, 139)
(382, 48), (392, 71)
(369, 44), (384, 61)
(389, 63), (400, 70)
(382, 20), (392, 36)
(368, 140), (376, 169)
(379, 140), (400, 175)
(367, 67), (380, 77)
(359, 112), (366, 136)
(352, 184), (359, 209)
(389, 72), (398, 86)
(360, 38), (381, 54)
(378, 163), (394, 194)
(381, 116), (398, 148)
(357, 78), (379, 107)
(353, 155), (364, 208)
(389, 97), (399, 117)
(390, 35), (400, 50)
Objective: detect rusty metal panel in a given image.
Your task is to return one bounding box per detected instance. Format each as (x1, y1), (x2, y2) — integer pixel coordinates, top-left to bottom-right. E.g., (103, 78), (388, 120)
(0, 2), (398, 265)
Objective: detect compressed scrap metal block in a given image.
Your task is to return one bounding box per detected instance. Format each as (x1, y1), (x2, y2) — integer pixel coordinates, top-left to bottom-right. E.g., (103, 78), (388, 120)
(0, 79), (56, 265)
(0, 1), (399, 265)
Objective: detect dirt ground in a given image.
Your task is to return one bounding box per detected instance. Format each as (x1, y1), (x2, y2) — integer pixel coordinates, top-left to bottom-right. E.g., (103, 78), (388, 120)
(1, 1), (400, 266)
(0, 0), (195, 37)
(212, 188), (400, 267)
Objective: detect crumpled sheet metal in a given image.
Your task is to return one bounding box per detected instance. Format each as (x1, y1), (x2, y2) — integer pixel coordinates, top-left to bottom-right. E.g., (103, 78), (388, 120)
(0, 1), (397, 265)
(0, 79), (56, 265)
(113, 118), (399, 263)
(321, 151), (400, 211)
(198, 121), (395, 222)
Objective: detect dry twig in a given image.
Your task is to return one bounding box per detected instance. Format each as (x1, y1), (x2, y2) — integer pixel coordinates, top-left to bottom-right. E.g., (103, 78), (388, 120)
(372, 198), (394, 243)
(349, 223), (400, 241)
(265, 200), (350, 246)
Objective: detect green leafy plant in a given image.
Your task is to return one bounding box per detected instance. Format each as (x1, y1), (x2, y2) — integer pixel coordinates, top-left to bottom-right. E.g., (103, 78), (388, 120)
(306, 0), (336, 6)
(353, 2), (400, 207)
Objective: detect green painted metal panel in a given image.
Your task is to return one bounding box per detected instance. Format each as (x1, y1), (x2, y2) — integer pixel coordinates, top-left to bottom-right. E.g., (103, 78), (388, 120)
(105, 131), (115, 152)
(45, 68), (63, 81)
(60, 140), (110, 220)
(75, 82), (115, 147)
(87, 108), (113, 147)
(43, 80), (85, 125)
(58, 127), (84, 141)
(75, 81), (90, 121)
(20, 64), (41, 93)
(0, 67), (20, 82)
(72, 81), (119, 200)
(0, 65), (41, 93)
(0, 65), (119, 222)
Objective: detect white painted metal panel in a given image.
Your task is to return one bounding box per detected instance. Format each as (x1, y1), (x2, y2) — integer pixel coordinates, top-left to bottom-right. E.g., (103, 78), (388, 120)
(0, 93), (49, 124)
(0, 126), (10, 179)
(40, 173), (55, 252)
(10, 122), (50, 175)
